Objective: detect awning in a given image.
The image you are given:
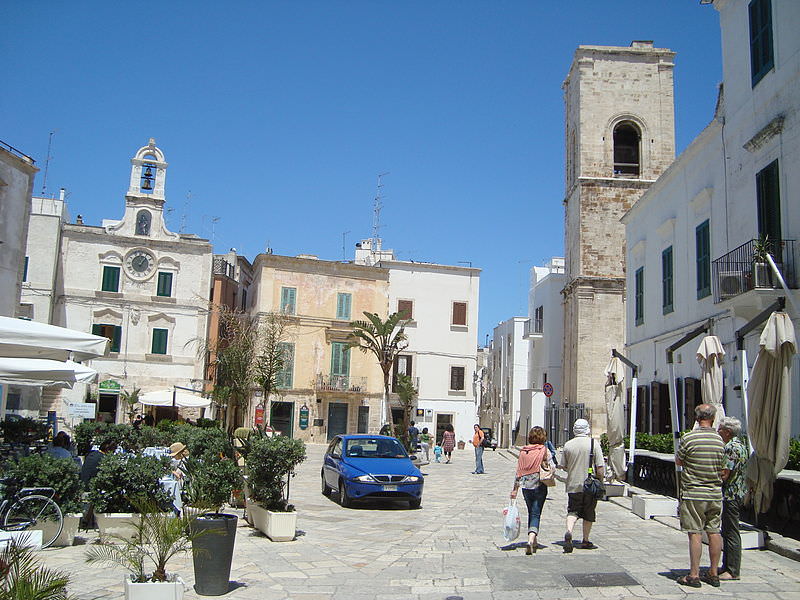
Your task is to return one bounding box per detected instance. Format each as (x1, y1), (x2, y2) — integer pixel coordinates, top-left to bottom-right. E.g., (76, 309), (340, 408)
(0, 358), (97, 388)
(0, 316), (109, 361)
(139, 389), (211, 409)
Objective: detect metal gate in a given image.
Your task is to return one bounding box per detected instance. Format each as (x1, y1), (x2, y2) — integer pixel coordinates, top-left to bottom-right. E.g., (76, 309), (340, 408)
(544, 403), (591, 449)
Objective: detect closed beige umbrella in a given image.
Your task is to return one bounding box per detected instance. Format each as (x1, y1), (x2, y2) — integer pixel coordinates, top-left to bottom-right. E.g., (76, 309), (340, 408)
(696, 335), (726, 428)
(746, 311), (796, 514)
(604, 356), (626, 481)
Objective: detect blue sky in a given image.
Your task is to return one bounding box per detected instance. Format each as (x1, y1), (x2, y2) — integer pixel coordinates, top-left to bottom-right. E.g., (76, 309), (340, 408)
(2, 1), (722, 343)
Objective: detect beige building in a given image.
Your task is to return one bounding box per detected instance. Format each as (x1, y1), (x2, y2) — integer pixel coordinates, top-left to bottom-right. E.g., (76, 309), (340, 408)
(561, 41), (676, 433)
(248, 253), (389, 442)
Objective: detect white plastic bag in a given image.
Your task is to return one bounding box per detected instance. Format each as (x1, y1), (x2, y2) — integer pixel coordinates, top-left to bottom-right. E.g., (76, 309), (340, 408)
(502, 497), (520, 542)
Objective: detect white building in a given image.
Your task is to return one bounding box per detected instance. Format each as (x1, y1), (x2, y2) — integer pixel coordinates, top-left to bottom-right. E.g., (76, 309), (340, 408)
(520, 258), (567, 444)
(622, 0), (800, 435)
(487, 317), (529, 447)
(356, 238), (482, 445)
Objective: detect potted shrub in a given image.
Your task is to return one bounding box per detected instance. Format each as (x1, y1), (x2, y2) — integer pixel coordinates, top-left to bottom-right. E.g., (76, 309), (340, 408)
(0, 417), (48, 449)
(244, 435), (306, 541)
(752, 235), (774, 288)
(86, 453), (172, 540)
(85, 500), (203, 600)
(6, 453), (84, 546)
(1, 535), (73, 599)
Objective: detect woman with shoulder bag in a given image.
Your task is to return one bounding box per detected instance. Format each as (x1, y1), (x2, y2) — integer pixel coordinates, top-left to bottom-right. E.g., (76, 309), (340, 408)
(510, 426), (554, 555)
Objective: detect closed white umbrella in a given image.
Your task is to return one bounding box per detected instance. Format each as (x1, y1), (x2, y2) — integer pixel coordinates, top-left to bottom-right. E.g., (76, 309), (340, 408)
(139, 389), (211, 409)
(604, 356), (626, 481)
(0, 357), (79, 387)
(746, 311), (796, 514)
(0, 316), (109, 361)
(696, 335), (726, 428)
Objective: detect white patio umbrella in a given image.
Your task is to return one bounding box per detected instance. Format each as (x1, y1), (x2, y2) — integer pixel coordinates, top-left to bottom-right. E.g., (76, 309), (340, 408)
(696, 335), (726, 428)
(0, 316), (109, 361)
(139, 389), (211, 409)
(0, 358), (97, 388)
(746, 311), (796, 514)
(604, 356), (626, 481)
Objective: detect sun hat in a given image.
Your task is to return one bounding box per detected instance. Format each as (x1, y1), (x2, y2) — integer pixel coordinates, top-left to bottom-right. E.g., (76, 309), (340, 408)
(169, 442), (188, 457)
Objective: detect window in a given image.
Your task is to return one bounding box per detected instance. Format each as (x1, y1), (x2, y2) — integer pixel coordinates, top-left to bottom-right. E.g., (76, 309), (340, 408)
(23, 257), (28, 282)
(392, 354), (413, 391)
(101, 266), (120, 292)
(6, 392), (21, 411)
(151, 328), (168, 355)
(662, 246), (674, 314)
(756, 159), (781, 249)
(330, 342), (350, 377)
(749, 0), (774, 86)
(397, 299), (414, 320)
(613, 122), (641, 176)
(280, 287), (296, 315)
(634, 267), (644, 326)
(696, 220), (711, 299)
(533, 305), (544, 333)
(92, 324), (122, 353)
(241, 288), (248, 311)
(452, 302), (467, 326)
(276, 342), (294, 389)
(450, 366), (465, 391)
(336, 293), (352, 320)
(156, 272), (173, 297)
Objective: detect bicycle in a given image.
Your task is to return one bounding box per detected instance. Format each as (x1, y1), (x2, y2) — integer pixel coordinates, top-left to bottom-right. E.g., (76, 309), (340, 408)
(0, 477), (63, 548)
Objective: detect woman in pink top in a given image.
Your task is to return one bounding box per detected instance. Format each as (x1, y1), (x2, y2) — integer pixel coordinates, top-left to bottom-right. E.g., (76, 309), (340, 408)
(510, 426), (551, 554)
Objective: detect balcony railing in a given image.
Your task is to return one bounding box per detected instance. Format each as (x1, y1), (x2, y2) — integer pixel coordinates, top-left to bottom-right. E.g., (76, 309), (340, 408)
(523, 318), (543, 339)
(315, 374), (368, 393)
(711, 239), (796, 303)
(212, 257), (235, 279)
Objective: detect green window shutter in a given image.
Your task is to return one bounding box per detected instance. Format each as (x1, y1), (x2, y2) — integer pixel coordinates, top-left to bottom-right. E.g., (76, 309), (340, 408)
(696, 220), (711, 299)
(634, 267), (644, 326)
(662, 246), (674, 314)
(111, 326), (122, 353)
(92, 324), (102, 336)
(276, 342), (294, 388)
(23, 257), (28, 282)
(281, 287), (296, 315)
(157, 272), (173, 297)
(101, 266), (120, 292)
(756, 159), (781, 246)
(331, 342), (350, 377)
(152, 328), (168, 355)
(336, 293), (352, 320)
(749, 0), (774, 86)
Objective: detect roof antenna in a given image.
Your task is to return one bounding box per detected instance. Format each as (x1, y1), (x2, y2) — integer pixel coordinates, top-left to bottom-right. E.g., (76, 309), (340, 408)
(180, 190), (191, 233)
(342, 230), (350, 261)
(372, 172), (389, 257)
(40, 130), (56, 197)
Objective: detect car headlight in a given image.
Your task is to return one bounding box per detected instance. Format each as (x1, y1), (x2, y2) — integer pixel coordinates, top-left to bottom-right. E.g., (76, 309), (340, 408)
(403, 475), (421, 483)
(354, 475), (376, 482)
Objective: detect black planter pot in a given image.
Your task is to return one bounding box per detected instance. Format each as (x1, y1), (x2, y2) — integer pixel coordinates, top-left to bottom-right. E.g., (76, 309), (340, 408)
(191, 512), (238, 596)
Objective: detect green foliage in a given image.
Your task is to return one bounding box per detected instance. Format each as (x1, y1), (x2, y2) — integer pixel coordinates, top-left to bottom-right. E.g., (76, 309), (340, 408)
(245, 435), (306, 511)
(182, 455), (242, 513)
(233, 427), (251, 441)
(395, 374), (418, 451)
(172, 425), (232, 460)
(788, 437), (800, 471)
(134, 426), (171, 450)
(73, 421), (103, 455)
(120, 387), (142, 424)
(84, 499), (203, 583)
(0, 417), (48, 445)
(155, 419), (180, 435)
(0, 535), (73, 600)
(87, 454), (172, 513)
(194, 418), (219, 429)
(7, 454), (83, 514)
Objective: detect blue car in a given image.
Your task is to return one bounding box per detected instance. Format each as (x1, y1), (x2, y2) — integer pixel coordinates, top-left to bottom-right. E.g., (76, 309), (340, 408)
(321, 434), (424, 509)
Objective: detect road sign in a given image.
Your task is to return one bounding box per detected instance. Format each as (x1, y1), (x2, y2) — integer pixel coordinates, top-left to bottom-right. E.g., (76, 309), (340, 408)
(543, 382), (554, 397)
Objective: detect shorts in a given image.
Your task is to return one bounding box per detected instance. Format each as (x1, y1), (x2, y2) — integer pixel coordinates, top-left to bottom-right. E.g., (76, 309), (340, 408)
(567, 492), (597, 522)
(680, 498), (722, 533)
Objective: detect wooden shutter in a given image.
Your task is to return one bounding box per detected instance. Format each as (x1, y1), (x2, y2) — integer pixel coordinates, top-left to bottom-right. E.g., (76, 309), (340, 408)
(452, 302), (467, 326)
(696, 221), (710, 298)
(157, 272), (173, 297)
(281, 287), (296, 314)
(331, 342), (350, 376)
(450, 366), (465, 391)
(152, 329), (168, 355)
(398, 300), (413, 320)
(102, 266), (120, 292)
(336, 293), (351, 320)
(112, 326), (122, 353)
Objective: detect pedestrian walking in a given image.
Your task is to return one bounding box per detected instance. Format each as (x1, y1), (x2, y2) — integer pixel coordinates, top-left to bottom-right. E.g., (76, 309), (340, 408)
(510, 426), (551, 554)
(561, 418), (604, 552)
(379, 422), (392, 436)
(472, 424), (486, 474)
(419, 427), (432, 461)
(441, 424), (456, 463)
(408, 421), (420, 450)
(675, 403), (725, 588)
(717, 416), (747, 581)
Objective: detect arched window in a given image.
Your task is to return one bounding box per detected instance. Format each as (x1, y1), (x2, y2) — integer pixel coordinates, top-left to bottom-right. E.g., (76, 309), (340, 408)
(613, 122), (641, 176)
(135, 210), (152, 236)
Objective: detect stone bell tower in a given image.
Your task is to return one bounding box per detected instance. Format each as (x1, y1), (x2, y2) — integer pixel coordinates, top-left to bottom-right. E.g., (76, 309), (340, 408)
(561, 41), (675, 433)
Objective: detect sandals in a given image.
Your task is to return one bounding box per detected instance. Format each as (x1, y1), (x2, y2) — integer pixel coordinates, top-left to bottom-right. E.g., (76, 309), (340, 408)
(676, 575), (701, 588)
(718, 571), (740, 581)
(563, 532), (573, 553)
(579, 541), (597, 550)
(702, 573), (720, 588)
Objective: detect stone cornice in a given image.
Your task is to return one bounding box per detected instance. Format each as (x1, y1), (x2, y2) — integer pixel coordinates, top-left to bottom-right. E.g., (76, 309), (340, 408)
(743, 115), (784, 153)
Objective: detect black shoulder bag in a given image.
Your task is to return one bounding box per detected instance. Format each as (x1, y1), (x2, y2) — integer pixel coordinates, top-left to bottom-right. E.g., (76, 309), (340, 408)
(582, 439), (606, 500)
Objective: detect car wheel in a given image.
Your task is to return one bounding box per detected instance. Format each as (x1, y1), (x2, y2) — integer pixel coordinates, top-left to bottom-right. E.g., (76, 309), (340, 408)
(409, 497), (422, 509)
(321, 471), (332, 496)
(339, 479), (353, 508)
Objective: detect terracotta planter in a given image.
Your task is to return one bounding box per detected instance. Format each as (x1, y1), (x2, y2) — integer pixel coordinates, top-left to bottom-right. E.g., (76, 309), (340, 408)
(124, 575), (184, 600)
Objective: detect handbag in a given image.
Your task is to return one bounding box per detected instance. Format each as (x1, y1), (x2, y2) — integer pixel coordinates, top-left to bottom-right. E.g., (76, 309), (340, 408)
(539, 455), (556, 487)
(502, 496), (521, 542)
(582, 439), (606, 500)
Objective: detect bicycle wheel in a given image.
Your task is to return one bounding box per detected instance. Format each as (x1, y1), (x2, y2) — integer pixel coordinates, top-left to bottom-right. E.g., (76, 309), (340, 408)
(3, 494), (63, 548)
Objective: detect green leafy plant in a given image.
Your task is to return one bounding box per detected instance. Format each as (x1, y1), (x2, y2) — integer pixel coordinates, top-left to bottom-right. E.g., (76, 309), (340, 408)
(0, 534), (73, 600)
(788, 437), (800, 471)
(6, 454), (83, 514)
(395, 374), (418, 451)
(245, 435), (306, 512)
(133, 426), (171, 450)
(194, 418), (219, 429)
(120, 387), (142, 424)
(173, 425), (231, 459)
(155, 419), (180, 435)
(182, 456), (242, 514)
(84, 499), (204, 583)
(0, 417), (48, 446)
(87, 454), (172, 513)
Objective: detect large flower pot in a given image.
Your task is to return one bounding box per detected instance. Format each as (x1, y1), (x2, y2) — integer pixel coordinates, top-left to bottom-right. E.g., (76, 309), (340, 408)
(247, 502), (269, 535)
(124, 575), (184, 600)
(191, 513), (238, 596)
(265, 510), (297, 542)
(96, 513), (139, 541)
(36, 513), (81, 547)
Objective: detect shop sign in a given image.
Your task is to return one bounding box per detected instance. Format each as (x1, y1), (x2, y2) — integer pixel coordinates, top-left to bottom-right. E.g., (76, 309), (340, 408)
(68, 402), (97, 418)
(255, 407), (264, 426)
(99, 379), (121, 392)
(299, 405), (309, 430)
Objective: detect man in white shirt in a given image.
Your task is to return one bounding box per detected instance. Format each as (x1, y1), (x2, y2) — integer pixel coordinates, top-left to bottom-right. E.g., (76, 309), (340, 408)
(561, 418), (605, 552)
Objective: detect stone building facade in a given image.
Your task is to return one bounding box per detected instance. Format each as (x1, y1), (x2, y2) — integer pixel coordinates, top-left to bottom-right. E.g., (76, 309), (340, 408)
(561, 42), (676, 433)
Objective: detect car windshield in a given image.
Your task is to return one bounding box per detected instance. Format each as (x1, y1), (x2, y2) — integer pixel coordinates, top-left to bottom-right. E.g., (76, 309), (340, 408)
(345, 438), (407, 458)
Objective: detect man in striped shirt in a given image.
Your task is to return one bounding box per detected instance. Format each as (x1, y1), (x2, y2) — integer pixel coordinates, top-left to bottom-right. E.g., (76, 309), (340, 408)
(675, 403), (725, 588)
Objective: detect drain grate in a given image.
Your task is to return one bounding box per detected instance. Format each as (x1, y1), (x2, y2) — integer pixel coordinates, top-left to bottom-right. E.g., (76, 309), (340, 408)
(564, 572), (639, 587)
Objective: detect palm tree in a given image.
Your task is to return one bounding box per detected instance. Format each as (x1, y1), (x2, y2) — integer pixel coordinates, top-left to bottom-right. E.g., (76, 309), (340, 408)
(253, 312), (291, 424)
(394, 373), (418, 450)
(348, 311), (409, 427)
(120, 386), (142, 424)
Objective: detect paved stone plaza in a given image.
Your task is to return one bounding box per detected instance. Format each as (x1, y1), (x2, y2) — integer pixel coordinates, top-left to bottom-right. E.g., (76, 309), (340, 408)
(42, 444), (800, 599)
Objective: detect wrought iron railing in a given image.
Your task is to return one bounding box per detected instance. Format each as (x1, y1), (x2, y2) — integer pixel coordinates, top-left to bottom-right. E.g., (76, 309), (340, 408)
(712, 239), (796, 303)
(212, 257), (235, 279)
(524, 318), (543, 337)
(544, 403), (591, 449)
(315, 374), (368, 392)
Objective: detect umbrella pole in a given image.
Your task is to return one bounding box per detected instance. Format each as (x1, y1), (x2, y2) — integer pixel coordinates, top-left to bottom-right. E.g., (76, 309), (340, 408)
(740, 348), (755, 454)
(668, 361), (681, 498)
(629, 376), (638, 472)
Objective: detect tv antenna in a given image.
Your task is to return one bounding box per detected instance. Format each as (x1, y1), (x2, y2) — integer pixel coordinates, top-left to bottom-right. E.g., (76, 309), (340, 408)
(372, 172), (389, 247)
(180, 190), (191, 233)
(342, 230), (351, 262)
(210, 216), (220, 244)
(40, 131), (56, 196)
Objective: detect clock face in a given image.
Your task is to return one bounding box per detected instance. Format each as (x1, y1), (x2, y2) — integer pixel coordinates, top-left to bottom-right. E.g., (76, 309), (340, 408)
(125, 249), (155, 279)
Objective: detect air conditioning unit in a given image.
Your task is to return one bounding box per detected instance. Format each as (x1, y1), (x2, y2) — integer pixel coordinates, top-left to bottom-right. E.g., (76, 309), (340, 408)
(717, 270), (744, 299)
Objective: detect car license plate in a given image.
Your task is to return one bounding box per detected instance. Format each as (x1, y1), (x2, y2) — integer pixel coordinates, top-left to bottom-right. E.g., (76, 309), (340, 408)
(383, 485), (397, 491)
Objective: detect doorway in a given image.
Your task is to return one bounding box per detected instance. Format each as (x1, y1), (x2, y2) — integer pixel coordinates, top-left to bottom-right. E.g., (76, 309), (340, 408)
(270, 401), (294, 437)
(357, 405), (369, 433)
(98, 393), (119, 423)
(327, 402), (348, 441)
(435, 413), (453, 445)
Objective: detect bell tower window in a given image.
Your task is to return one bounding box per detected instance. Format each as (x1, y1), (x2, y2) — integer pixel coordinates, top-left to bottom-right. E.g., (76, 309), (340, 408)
(136, 210), (152, 236)
(613, 122), (641, 176)
(140, 162), (156, 192)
